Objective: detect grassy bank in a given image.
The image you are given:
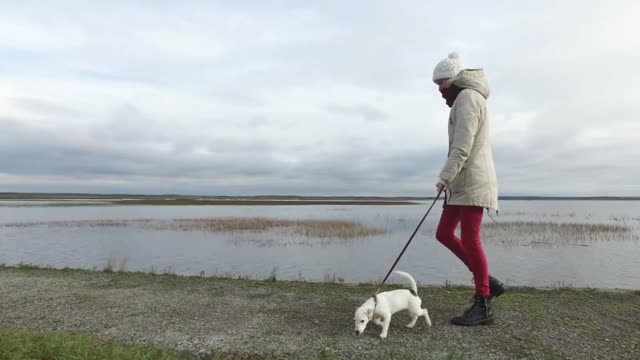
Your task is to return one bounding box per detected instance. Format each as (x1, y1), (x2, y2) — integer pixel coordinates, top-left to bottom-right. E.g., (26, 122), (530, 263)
(0, 329), (348, 360)
(1, 266), (639, 359)
(0, 330), (197, 360)
(1, 329), (299, 360)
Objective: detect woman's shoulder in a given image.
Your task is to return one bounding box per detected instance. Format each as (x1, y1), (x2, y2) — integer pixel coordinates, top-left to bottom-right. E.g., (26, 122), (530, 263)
(453, 89), (486, 111)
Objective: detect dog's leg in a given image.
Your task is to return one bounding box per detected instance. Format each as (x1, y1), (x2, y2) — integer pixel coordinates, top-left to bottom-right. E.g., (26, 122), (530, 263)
(406, 314), (419, 328)
(407, 299), (424, 328)
(379, 314), (391, 339)
(422, 308), (432, 327)
(373, 317), (384, 327)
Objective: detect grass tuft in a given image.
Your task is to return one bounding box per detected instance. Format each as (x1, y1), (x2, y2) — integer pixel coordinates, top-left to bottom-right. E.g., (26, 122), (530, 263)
(103, 257), (116, 273)
(265, 267), (278, 282)
(323, 273), (344, 284)
(550, 280), (574, 290)
(162, 265), (176, 276)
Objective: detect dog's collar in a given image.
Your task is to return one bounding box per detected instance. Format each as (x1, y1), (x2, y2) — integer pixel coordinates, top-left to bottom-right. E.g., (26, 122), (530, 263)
(367, 295), (378, 321)
(369, 296), (378, 321)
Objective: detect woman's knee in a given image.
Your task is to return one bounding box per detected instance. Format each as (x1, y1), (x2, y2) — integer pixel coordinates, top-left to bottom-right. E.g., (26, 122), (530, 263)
(436, 206), (459, 243)
(435, 226), (452, 243)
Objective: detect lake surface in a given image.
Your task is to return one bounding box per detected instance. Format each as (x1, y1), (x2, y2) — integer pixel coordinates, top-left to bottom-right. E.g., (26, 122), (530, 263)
(1, 200), (639, 289)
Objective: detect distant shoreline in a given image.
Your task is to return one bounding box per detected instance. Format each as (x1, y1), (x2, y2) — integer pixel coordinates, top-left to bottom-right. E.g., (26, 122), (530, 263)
(1, 192), (639, 201)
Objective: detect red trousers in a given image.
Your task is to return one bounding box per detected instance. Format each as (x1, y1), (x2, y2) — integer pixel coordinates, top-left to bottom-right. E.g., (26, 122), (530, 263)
(436, 205), (490, 297)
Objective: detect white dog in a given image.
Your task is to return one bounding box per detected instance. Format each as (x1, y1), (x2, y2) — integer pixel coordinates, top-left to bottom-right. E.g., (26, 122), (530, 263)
(353, 271), (432, 339)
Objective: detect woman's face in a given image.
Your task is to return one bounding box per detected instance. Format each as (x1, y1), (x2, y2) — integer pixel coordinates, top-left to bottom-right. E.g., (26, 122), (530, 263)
(438, 81), (462, 108)
(435, 78), (448, 91)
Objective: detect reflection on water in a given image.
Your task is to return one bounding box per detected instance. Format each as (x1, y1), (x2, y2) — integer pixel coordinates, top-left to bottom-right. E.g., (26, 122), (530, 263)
(1, 200), (639, 289)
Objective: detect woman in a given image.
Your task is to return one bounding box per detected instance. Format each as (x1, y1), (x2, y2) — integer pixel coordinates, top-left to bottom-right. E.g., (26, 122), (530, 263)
(432, 52), (505, 326)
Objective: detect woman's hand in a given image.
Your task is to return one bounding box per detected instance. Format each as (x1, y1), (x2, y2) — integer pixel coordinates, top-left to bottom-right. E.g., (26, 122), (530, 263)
(436, 182), (446, 193)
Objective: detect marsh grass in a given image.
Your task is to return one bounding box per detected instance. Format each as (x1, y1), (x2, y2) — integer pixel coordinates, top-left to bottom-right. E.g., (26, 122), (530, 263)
(3, 216), (639, 250)
(610, 215), (640, 222)
(1, 217), (386, 240)
(481, 221), (639, 246)
(169, 218), (386, 239)
(1, 219), (149, 228)
(226, 233), (371, 247)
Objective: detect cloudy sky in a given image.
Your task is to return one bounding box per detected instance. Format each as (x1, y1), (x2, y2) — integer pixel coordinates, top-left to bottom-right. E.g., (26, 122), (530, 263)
(1, 1), (639, 196)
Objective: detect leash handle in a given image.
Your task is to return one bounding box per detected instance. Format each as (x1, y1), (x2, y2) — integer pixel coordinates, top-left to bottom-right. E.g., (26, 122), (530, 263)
(375, 188), (444, 294)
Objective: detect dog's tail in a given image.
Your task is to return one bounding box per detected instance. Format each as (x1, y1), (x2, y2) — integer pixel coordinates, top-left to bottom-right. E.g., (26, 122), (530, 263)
(393, 271), (418, 296)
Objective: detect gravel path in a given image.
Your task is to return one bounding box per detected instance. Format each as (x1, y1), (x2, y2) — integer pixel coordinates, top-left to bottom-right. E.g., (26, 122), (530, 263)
(1, 268), (639, 359)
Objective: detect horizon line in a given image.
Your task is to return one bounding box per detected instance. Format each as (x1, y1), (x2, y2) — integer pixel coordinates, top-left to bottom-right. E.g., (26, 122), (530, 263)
(1, 192), (639, 200)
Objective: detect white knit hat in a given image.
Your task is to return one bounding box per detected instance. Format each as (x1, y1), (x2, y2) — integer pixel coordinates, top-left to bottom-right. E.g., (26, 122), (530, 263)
(432, 52), (463, 82)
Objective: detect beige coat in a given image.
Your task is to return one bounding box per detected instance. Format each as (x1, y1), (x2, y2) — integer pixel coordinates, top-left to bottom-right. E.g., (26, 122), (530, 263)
(438, 69), (498, 210)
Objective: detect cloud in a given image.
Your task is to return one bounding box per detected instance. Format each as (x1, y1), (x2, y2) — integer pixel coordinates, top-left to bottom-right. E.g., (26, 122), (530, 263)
(325, 103), (388, 123)
(0, 1), (639, 196)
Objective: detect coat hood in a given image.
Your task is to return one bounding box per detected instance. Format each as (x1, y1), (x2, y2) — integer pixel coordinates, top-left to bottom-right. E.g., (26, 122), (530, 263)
(447, 69), (490, 99)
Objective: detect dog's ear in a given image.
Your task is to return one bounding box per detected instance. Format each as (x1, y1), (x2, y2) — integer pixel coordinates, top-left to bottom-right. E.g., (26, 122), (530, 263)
(366, 308), (373, 321)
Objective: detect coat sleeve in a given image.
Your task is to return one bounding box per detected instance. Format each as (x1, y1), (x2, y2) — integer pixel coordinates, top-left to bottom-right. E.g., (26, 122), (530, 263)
(438, 90), (482, 186)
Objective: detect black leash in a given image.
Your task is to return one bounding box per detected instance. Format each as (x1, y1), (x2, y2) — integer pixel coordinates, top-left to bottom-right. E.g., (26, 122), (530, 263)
(486, 210), (507, 231)
(374, 188), (444, 295)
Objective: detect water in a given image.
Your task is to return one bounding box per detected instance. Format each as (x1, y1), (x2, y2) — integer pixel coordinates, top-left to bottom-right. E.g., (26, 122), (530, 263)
(1, 200), (639, 289)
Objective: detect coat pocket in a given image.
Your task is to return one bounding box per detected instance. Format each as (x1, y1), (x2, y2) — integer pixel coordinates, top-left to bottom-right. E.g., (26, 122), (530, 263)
(450, 167), (467, 193)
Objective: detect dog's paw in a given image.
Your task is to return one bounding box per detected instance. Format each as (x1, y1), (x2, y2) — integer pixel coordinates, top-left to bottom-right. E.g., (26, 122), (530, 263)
(405, 324), (415, 329)
(379, 333), (387, 339)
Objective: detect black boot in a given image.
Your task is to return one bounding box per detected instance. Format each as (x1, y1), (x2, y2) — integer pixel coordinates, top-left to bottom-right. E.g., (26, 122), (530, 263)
(451, 295), (494, 326)
(489, 275), (505, 298)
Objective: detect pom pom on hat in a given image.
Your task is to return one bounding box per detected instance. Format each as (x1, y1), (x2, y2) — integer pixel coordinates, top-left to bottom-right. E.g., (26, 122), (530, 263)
(432, 51), (463, 82)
